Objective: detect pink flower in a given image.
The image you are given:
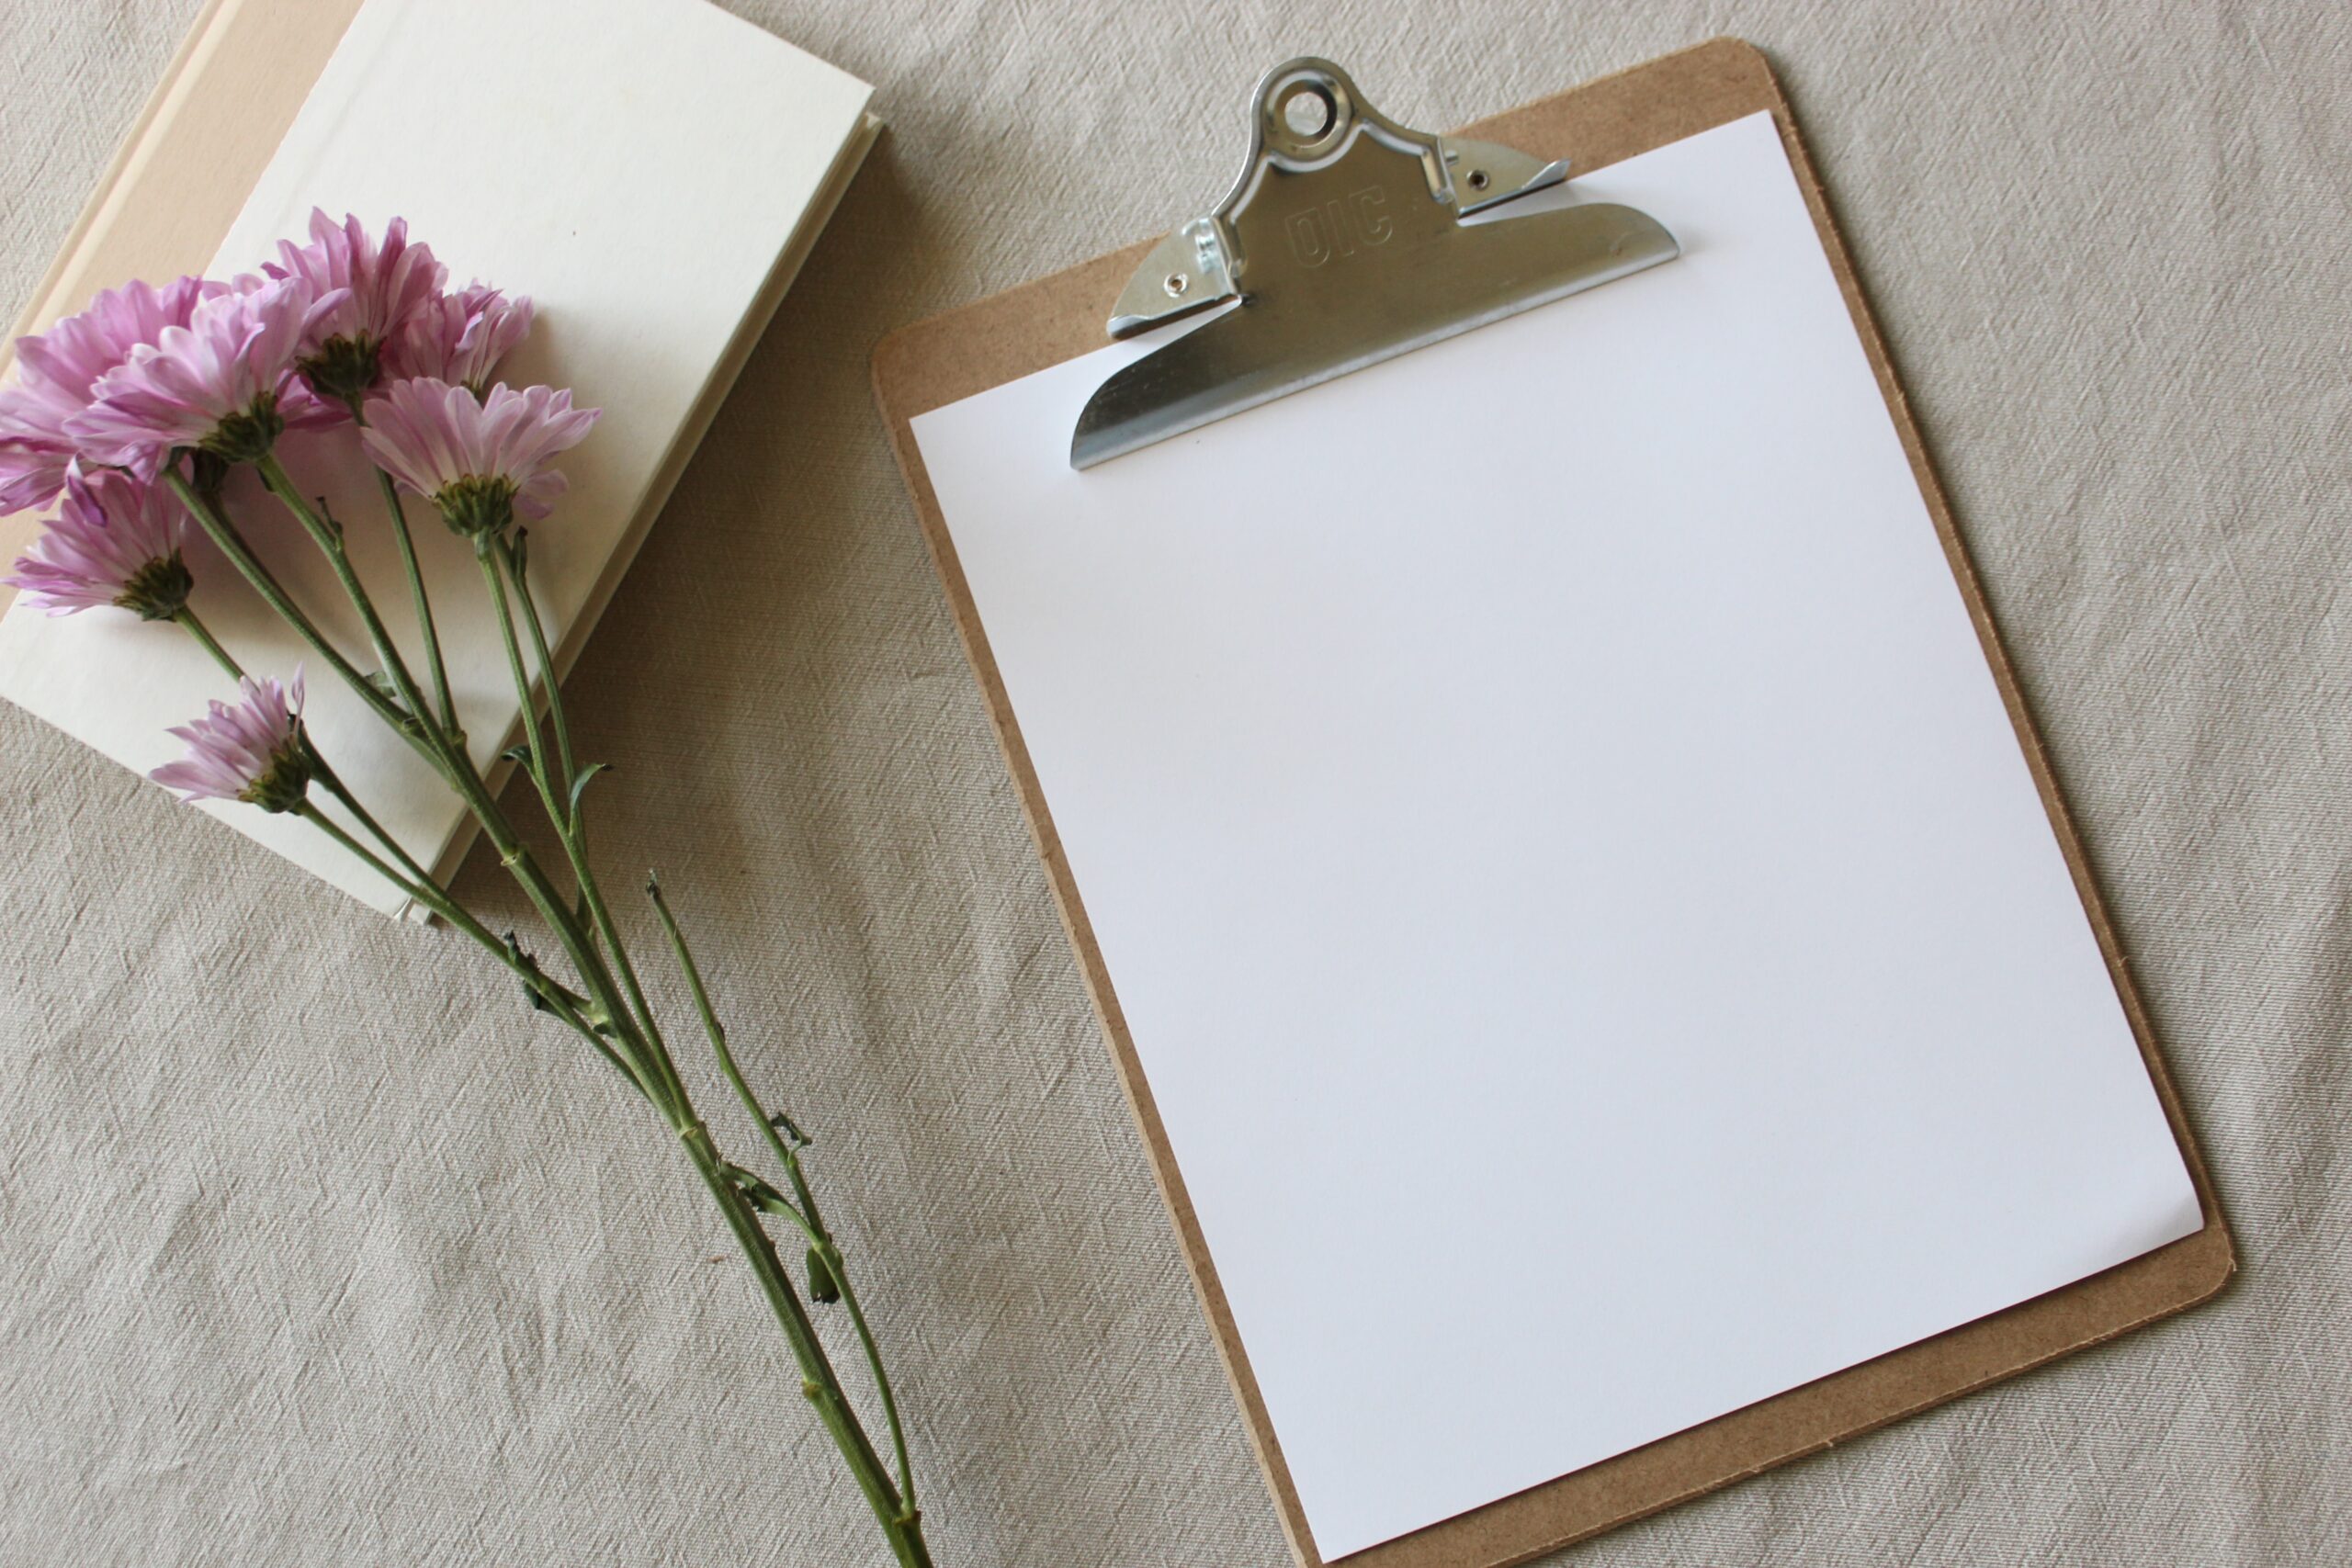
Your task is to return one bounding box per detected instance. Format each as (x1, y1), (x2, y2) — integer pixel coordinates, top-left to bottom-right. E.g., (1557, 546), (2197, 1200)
(391, 282), (533, 395)
(5, 464), (190, 618)
(0, 276), (220, 513)
(360, 378), (599, 537)
(265, 210), (446, 401)
(151, 671), (313, 813)
(66, 276), (331, 468)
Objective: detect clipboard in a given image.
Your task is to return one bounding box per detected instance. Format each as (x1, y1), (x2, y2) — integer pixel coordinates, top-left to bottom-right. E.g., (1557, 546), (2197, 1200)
(872, 39), (2233, 1568)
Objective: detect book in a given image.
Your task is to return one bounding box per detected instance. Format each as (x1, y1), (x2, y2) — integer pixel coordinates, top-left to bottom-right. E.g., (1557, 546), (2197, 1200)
(0, 0), (878, 915)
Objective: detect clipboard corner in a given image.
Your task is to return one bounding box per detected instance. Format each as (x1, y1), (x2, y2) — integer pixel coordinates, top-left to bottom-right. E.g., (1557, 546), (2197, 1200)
(1685, 34), (1781, 95)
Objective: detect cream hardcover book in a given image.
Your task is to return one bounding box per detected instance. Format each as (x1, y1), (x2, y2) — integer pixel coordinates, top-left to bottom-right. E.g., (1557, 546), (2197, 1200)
(0, 0), (877, 914)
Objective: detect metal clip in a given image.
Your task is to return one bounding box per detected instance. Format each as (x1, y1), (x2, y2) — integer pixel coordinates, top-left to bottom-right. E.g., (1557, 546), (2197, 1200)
(1072, 58), (1679, 468)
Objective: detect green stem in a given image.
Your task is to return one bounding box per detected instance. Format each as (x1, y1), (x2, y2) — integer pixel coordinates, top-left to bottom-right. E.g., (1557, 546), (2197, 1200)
(205, 456), (925, 1566)
(170, 606), (238, 675)
(256, 453), (437, 741)
(338, 398), (455, 733)
(482, 537), (685, 1109)
(296, 802), (649, 1098)
(478, 536), (923, 1557)
(243, 458), (659, 1112)
(797, 1235), (916, 1529)
(648, 876), (920, 1518)
(476, 542), (674, 1090)
(495, 532), (576, 807)
(446, 813), (650, 1106)
(475, 545), (565, 828)
(376, 462), (459, 736)
(311, 761), (434, 888)
(164, 470), (421, 749)
(683, 1124), (932, 1568)
(430, 733), (653, 1101)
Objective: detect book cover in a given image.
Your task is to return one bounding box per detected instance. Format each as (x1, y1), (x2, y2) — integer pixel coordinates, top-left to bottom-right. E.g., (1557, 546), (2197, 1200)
(0, 0), (876, 914)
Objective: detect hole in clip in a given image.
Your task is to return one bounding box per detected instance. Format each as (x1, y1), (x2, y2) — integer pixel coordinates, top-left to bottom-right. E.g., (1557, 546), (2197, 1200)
(1281, 85), (1336, 140)
(1467, 168), (1490, 191)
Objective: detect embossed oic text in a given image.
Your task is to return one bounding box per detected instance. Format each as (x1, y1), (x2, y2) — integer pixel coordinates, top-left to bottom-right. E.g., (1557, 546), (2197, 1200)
(1285, 186), (1393, 267)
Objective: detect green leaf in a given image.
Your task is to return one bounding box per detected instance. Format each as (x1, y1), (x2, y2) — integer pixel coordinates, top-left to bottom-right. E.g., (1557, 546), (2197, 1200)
(806, 1246), (842, 1304)
(500, 743), (534, 767)
(503, 931), (552, 1014)
(768, 1110), (813, 1148)
(722, 1162), (791, 1213)
(568, 761), (612, 823)
(364, 670), (409, 715)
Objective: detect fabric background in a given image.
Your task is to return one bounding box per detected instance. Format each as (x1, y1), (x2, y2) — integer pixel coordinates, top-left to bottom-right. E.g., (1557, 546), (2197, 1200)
(1, 2), (2346, 1562)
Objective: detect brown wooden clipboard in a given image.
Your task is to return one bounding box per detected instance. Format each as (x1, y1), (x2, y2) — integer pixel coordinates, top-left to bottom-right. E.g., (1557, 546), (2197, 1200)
(872, 37), (2233, 1568)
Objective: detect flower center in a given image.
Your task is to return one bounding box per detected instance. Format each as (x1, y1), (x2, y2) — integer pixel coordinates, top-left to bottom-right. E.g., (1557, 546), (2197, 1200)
(239, 732), (314, 815)
(299, 333), (385, 403)
(199, 389), (285, 465)
(187, 449), (232, 500)
(432, 474), (520, 538)
(114, 551), (194, 622)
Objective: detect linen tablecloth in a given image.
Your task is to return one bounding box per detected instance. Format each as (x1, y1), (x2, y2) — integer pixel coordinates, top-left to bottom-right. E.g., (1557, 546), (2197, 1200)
(1, 2), (2344, 1562)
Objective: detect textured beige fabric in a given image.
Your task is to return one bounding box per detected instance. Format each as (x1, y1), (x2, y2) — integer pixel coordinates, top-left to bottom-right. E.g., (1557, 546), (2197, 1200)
(0, 3), (2345, 1564)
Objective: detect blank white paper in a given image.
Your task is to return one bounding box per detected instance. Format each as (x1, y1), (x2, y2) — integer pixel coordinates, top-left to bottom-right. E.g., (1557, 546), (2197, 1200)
(911, 111), (2202, 1560)
(0, 0), (871, 913)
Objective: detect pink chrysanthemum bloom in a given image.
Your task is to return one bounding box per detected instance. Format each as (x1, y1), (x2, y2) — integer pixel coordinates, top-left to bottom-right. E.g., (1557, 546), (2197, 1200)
(391, 283), (534, 396)
(0, 276), (220, 513)
(66, 276), (334, 468)
(265, 211), (445, 403)
(5, 464), (191, 619)
(360, 378), (600, 538)
(151, 671), (312, 812)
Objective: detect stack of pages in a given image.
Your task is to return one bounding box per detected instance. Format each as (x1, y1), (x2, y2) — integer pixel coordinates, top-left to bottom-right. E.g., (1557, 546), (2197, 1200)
(0, 0), (877, 914)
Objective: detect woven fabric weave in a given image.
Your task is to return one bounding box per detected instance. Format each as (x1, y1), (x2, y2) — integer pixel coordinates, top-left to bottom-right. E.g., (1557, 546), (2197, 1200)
(0, 3), (2344, 1562)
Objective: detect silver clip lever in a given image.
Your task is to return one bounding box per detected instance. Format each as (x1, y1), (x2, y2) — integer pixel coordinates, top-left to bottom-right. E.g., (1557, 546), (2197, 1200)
(1071, 58), (1679, 469)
